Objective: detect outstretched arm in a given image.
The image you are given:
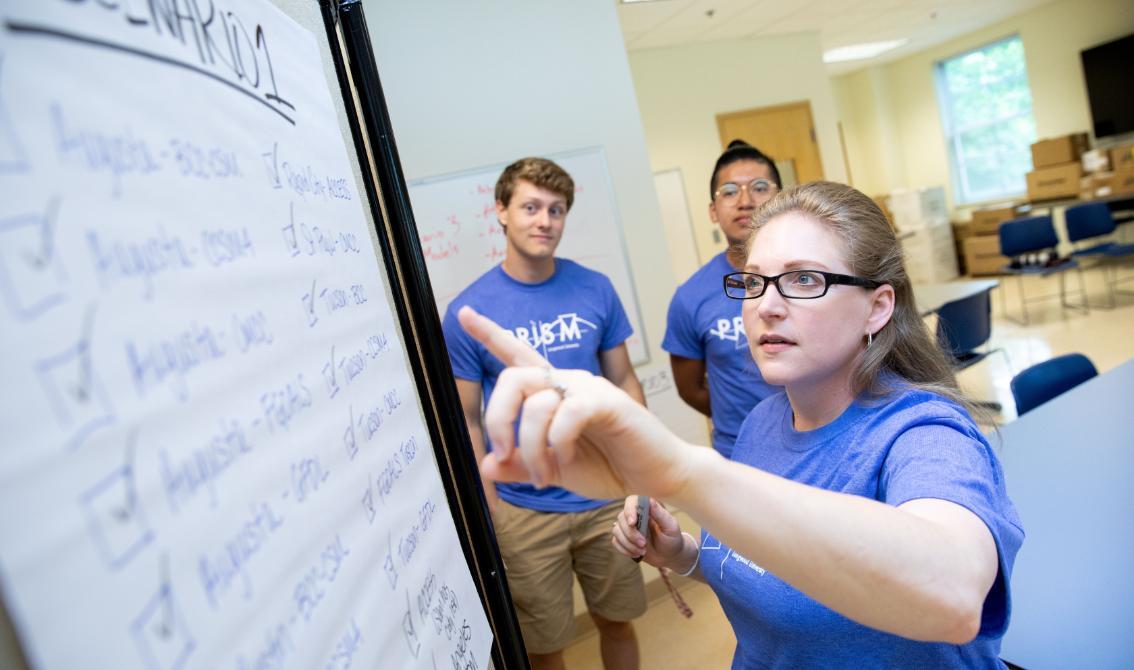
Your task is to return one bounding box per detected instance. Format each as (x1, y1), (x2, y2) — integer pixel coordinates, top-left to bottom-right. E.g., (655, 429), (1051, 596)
(458, 306), (1000, 644)
(679, 449), (997, 643)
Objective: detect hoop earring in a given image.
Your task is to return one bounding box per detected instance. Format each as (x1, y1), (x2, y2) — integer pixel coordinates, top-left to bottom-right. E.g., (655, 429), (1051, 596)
(867, 331), (873, 347)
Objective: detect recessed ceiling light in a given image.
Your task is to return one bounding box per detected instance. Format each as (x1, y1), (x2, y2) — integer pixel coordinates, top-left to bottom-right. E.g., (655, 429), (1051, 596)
(823, 39), (909, 63)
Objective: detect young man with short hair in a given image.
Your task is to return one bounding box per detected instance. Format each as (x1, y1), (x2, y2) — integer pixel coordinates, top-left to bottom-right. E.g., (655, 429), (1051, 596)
(442, 157), (646, 670)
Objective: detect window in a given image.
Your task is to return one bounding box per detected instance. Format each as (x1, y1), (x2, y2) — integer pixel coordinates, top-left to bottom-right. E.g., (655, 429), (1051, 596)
(935, 36), (1037, 204)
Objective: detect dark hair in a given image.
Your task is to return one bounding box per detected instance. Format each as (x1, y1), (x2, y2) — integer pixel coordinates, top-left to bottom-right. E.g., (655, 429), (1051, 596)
(709, 140), (782, 198)
(495, 157), (575, 211)
(740, 181), (985, 419)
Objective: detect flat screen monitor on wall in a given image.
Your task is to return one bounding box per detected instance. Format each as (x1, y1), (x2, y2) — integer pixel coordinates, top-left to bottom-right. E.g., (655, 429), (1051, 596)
(1081, 33), (1134, 139)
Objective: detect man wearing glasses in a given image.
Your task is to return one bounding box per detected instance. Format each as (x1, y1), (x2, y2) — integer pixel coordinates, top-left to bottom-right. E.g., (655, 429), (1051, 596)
(662, 141), (783, 458)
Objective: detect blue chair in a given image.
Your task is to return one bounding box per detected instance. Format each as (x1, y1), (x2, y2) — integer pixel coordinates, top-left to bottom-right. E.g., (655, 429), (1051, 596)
(935, 287), (1007, 412)
(998, 215), (1088, 324)
(1064, 202), (1134, 308)
(1010, 353), (1098, 415)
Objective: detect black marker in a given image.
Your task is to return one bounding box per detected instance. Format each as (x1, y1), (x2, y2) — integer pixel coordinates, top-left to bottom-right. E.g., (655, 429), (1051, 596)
(632, 496), (649, 563)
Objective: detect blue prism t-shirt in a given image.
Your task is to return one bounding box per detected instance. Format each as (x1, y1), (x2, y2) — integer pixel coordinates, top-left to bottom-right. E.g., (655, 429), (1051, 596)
(663, 251), (779, 457)
(702, 384), (1024, 669)
(441, 259), (633, 513)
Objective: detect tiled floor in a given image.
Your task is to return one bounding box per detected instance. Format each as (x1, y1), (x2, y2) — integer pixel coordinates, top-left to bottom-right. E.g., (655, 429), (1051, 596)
(563, 268), (1134, 669)
(955, 269), (1134, 424)
(563, 580), (735, 669)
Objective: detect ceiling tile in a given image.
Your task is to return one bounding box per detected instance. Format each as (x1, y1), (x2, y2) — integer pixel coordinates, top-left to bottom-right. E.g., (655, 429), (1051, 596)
(701, 0), (819, 40)
(634, 0), (765, 44)
(619, 0), (1062, 71)
(616, 0), (691, 34)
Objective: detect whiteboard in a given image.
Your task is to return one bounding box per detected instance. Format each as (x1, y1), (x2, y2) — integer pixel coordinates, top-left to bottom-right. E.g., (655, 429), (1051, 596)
(0, 2), (492, 669)
(408, 147), (649, 364)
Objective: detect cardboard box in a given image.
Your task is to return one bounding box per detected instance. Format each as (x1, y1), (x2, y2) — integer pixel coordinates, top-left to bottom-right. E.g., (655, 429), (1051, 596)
(1090, 171), (1114, 198)
(951, 223), (971, 272)
(969, 203), (1018, 236)
(951, 225), (970, 275)
(1026, 162), (1084, 201)
(888, 186), (948, 230)
(1111, 144), (1134, 172)
(1086, 168), (1134, 198)
(951, 222), (973, 243)
(1111, 167), (1134, 196)
(963, 235), (1009, 276)
(1031, 133), (1089, 169)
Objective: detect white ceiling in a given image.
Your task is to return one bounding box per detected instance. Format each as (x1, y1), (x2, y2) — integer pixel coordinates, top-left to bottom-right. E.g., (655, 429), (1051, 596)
(616, 0), (1057, 74)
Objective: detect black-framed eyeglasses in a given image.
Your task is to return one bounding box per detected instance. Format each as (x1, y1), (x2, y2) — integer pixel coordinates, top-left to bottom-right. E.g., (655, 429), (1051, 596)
(723, 270), (883, 300)
(714, 179), (777, 201)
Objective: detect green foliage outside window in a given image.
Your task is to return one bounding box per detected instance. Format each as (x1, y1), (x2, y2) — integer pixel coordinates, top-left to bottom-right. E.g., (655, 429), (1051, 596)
(936, 36), (1037, 204)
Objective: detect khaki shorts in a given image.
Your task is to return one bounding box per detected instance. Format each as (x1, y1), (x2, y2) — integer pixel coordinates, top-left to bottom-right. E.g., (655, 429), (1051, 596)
(493, 498), (647, 654)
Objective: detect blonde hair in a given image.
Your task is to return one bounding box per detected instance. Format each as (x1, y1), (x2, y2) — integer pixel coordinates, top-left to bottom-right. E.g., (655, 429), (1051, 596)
(735, 181), (982, 416)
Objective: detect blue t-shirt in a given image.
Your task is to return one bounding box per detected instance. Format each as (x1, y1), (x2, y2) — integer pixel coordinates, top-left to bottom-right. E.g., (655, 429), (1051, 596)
(663, 252), (778, 457)
(441, 259), (633, 513)
(702, 384), (1024, 669)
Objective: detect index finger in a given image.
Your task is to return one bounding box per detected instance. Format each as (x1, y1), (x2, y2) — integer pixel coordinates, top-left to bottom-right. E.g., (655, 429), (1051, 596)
(458, 306), (547, 367)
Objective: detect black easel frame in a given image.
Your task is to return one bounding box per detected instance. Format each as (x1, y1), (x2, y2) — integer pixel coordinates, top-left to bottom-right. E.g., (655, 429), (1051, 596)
(318, 2), (528, 668)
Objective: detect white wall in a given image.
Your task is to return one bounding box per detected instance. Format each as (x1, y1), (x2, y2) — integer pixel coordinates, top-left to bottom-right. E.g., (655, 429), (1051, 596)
(833, 0), (1134, 214)
(361, 0), (675, 365)
(628, 32), (848, 271)
(831, 67), (905, 199)
(360, 0), (680, 615)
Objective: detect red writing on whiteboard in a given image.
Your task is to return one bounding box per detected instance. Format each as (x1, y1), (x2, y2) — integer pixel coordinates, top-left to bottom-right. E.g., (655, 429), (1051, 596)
(424, 241), (460, 261)
(474, 203), (495, 221)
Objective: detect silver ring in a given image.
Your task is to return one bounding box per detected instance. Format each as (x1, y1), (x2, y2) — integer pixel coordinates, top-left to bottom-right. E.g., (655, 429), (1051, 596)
(543, 366), (567, 399)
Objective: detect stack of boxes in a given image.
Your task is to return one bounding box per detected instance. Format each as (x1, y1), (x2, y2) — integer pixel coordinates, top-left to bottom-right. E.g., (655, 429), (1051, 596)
(888, 186), (959, 283)
(961, 203), (1018, 276)
(1113, 145), (1134, 195)
(881, 139), (1134, 280)
(1026, 133), (1134, 201)
(1081, 144), (1134, 199)
(960, 134), (1134, 277)
(1026, 133), (1089, 201)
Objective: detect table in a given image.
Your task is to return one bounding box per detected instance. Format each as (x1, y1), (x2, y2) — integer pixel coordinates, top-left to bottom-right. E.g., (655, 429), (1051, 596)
(912, 279), (999, 316)
(996, 357), (1134, 669)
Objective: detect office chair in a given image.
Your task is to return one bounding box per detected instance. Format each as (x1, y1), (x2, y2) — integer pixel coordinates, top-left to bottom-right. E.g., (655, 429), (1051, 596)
(998, 215), (1088, 324)
(1010, 353), (1098, 415)
(935, 287), (1008, 412)
(1064, 202), (1134, 309)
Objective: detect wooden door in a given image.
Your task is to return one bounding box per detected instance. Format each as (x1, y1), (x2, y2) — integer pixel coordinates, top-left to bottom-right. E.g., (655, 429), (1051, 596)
(717, 101), (824, 185)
